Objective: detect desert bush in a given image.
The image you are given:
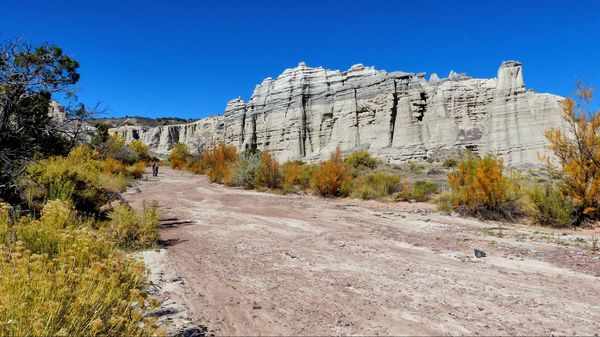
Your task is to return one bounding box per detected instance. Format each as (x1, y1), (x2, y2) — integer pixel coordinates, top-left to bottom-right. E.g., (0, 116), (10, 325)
(202, 142), (237, 183)
(350, 172), (400, 200)
(168, 143), (191, 170)
(127, 162), (147, 179)
(282, 160), (303, 186)
(443, 158), (458, 168)
(0, 201), (163, 336)
(411, 180), (438, 202)
(527, 184), (574, 227)
(22, 145), (111, 214)
(544, 83), (600, 226)
(434, 191), (453, 213)
(227, 151), (262, 189)
(311, 147), (351, 197)
(107, 202), (160, 250)
(447, 154), (523, 220)
(102, 157), (128, 176)
(282, 161), (317, 190)
(128, 139), (151, 162)
(187, 158), (203, 174)
(344, 150), (378, 173)
(407, 161), (424, 173)
(257, 152), (282, 189)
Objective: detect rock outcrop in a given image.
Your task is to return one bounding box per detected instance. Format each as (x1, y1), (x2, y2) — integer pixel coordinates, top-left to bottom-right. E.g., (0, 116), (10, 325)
(111, 61), (564, 166)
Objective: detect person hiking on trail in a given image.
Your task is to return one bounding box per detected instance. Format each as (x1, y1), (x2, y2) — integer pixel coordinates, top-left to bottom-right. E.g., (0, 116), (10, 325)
(154, 162), (159, 177)
(151, 162), (157, 177)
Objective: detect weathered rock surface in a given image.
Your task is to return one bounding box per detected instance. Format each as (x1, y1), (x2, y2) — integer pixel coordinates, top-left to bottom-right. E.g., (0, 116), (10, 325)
(110, 61), (564, 166)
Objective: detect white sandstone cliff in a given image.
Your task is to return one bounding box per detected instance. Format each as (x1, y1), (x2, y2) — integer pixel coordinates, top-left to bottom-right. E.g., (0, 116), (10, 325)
(110, 61), (564, 166)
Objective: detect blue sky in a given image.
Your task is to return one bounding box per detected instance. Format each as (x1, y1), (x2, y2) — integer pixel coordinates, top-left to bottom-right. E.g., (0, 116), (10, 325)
(2, 0), (599, 119)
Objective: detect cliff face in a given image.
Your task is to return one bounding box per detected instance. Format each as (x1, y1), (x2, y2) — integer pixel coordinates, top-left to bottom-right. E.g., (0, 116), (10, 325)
(111, 61), (564, 166)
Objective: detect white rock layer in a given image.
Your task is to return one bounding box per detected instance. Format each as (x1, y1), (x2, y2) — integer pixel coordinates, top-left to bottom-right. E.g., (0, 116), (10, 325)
(110, 61), (564, 166)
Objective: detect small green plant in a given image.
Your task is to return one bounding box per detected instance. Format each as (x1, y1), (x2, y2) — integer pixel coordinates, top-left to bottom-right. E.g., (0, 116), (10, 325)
(350, 172), (400, 200)
(411, 180), (438, 202)
(434, 191), (453, 213)
(344, 150), (378, 172)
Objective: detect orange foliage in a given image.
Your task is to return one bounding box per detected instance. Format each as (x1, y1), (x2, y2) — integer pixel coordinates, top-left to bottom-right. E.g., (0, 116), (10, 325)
(311, 146), (350, 197)
(201, 142), (237, 183)
(545, 82), (600, 224)
(282, 161), (302, 186)
(258, 152), (281, 188)
(127, 162), (146, 179)
(102, 157), (127, 176)
(448, 154), (521, 219)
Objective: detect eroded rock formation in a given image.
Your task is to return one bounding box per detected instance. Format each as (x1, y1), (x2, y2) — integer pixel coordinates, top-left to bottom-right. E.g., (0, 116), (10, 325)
(111, 61), (564, 166)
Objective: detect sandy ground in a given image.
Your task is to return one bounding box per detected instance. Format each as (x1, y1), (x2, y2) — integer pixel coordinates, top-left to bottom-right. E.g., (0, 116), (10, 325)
(124, 167), (600, 336)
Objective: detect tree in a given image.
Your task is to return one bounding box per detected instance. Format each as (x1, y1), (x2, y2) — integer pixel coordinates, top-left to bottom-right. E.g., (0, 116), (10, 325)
(545, 82), (600, 226)
(0, 39), (81, 202)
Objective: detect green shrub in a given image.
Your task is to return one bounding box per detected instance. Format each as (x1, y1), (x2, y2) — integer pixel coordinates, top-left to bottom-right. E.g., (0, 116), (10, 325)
(407, 161), (424, 173)
(107, 202), (160, 250)
(411, 180), (438, 202)
(350, 172), (400, 200)
(227, 151), (262, 189)
(527, 184), (574, 227)
(344, 150), (378, 172)
(434, 191), (453, 213)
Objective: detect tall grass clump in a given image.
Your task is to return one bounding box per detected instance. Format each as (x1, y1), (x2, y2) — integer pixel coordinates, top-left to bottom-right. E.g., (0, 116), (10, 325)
(447, 154), (523, 220)
(311, 147), (350, 197)
(0, 201), (163, 336)
(201, 142), (237, 183)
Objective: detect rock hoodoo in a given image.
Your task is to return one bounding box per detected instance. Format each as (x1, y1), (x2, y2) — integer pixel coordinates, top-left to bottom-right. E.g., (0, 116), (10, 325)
(111, 61), (564, 165)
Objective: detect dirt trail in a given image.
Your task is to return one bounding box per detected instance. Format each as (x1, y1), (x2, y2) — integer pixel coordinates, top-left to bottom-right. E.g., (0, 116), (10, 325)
(125, 167), (600, 336)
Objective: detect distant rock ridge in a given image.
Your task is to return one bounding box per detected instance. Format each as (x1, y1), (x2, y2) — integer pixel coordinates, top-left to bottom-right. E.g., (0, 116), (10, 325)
(110, 61), (564, 166)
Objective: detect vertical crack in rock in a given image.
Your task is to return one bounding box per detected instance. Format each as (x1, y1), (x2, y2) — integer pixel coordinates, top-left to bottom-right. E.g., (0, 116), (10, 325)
(389, 80), (398, 146)
(301, 93), (308, 157)
(240, 108), (246, 146)
(354, 88), (360, 146)
(250, 115), (257, 151)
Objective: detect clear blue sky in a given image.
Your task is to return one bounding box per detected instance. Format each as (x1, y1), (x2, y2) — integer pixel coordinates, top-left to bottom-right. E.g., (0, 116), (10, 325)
(2, 0), (599, 119)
